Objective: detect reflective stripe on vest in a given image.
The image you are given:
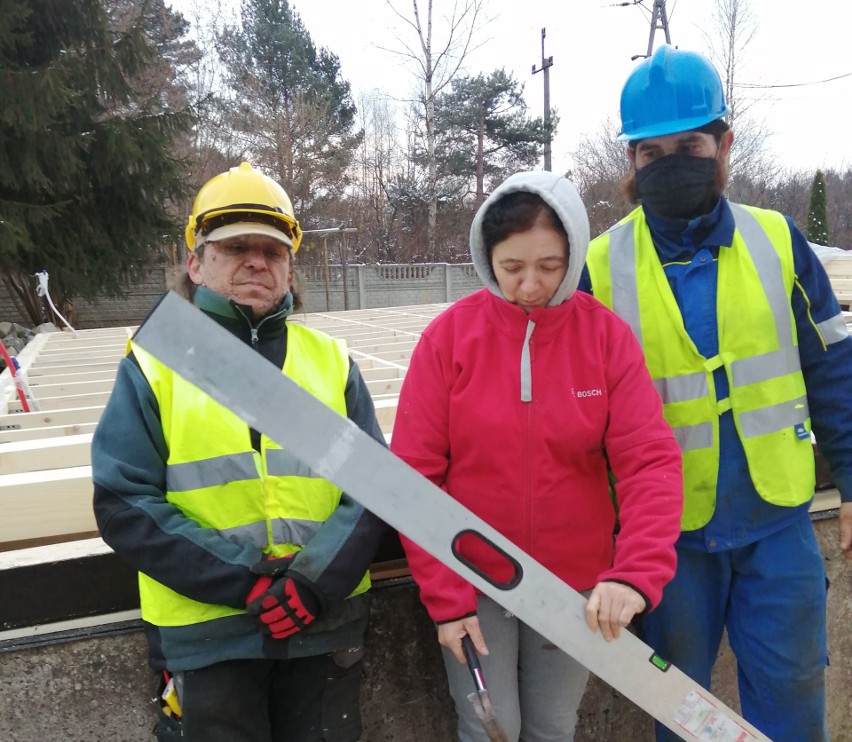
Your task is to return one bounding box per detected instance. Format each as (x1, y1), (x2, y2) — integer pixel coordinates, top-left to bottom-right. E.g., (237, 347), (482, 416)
(167, 451), (259, 492)
(219, 517), (324, 550)
(131, 321), (371, 627)
(165, 440), (324, 492)
(588, 203), (815, 529)
(817, 313), (848, 346)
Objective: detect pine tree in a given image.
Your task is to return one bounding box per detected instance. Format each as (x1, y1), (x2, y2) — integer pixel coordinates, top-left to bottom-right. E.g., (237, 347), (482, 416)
(217, 0), (362, 231)
(432, 70), (552, 206)
(0, 0), (194, 323)
(807, 170), (829, 245)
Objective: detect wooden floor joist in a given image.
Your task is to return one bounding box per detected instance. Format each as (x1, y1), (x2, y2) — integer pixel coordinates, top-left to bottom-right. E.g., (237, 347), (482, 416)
(0, 405), (105, 433)
(7, 391), (113, 414)
(0, 306), (440, 548)
(0, 466), (94, 543)
(824, 255), (852, 307)
(0, 299), (846, 557)
(28, 369), (129, 386)
(0, 422), (99, 444)
(25, 360), (121, 378)
(0, 434), (92, 475)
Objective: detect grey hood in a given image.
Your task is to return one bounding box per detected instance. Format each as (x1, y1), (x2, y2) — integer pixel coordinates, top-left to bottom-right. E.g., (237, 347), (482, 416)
(470, 170), (590, 306)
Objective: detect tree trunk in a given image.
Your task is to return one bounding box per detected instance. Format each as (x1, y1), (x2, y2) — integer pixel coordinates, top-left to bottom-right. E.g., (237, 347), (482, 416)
(475, 110), (485, 206)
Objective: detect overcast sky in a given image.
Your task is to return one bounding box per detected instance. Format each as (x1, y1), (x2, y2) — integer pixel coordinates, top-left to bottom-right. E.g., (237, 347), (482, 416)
(169, 0), (852, 175)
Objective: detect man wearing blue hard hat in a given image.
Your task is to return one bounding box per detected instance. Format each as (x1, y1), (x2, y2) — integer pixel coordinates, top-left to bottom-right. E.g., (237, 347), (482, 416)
(582, 44), (852, 741)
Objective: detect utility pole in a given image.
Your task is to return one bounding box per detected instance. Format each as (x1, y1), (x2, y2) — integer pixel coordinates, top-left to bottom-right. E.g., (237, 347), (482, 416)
(531, 28), (554, 172)
(631, 0), (671, 60)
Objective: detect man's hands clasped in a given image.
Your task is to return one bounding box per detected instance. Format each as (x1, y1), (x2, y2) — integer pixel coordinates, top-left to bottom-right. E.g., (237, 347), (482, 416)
(245, 556), (321, 640)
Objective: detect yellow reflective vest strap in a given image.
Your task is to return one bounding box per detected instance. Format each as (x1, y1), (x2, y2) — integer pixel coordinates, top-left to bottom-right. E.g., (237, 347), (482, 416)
(129, 322), (371, 627)
(587, 204), (815, 530)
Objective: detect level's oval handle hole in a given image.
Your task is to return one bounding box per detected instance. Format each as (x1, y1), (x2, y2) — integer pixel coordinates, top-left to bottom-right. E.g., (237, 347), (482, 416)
(451, 529), (523, 589)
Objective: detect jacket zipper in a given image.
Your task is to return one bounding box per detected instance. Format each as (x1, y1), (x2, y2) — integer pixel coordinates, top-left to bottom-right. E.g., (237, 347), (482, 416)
(232, 304), (271, 544)
(525, 337), (534, 552)
(231, 303), (264, 348)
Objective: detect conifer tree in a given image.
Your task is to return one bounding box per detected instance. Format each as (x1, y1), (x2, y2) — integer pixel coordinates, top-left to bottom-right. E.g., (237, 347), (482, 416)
(217, 0), (362, 231)
(807, 169), (829, 246)
(0, 0), (193, 323)
(433, 70), (551, 206)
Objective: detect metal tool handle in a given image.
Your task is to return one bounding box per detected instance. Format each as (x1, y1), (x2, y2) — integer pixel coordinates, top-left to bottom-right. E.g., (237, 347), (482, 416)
(462, 635), (487, 693)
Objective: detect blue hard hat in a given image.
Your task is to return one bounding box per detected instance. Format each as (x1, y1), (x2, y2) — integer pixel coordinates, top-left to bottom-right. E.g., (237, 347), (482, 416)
(617, 45), (728, 142)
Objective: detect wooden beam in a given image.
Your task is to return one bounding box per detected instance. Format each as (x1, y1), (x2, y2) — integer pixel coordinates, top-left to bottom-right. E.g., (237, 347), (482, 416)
(0, 538), (138, 632)
(0, 405), (104, 431)
(7, 391), (112, 413)
(373, 398), (398, 434)
(349, 349), (409, 370)
(0, 466), (94, 543)
(823, 257), (852, 279)
(21, 379), (115, 397)
(0, 533), (407, 635)
(0, 434), (92, 475)
(26, 360), (119, 377)
(29, 354), (123, 368)
(365, 377), (405, 395)
(358, 366), (404, 382)
(346, 340), (418, 355)
(811, 488), (841, 513)
(27, 369), (120, 386)
(0, 422), (98, 444)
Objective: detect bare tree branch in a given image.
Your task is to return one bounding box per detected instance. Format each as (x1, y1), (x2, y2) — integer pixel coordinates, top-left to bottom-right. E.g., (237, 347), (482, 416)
(701, 0), (778, 200)
(383, 0), (485, 258)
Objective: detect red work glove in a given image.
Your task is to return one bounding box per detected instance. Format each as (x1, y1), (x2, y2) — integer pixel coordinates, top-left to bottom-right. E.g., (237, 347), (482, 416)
(247, 576), (320, 639)
(246, 554), (293, 600)
(245, 557), (321, 640)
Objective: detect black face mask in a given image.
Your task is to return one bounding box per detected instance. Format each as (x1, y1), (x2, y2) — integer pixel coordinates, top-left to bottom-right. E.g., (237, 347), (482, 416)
(635, 153), (720, 220)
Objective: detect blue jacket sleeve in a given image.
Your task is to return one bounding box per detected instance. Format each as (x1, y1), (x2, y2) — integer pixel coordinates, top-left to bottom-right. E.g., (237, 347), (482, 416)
(789, 219), (852, 503)
(578, 264), (593, 294)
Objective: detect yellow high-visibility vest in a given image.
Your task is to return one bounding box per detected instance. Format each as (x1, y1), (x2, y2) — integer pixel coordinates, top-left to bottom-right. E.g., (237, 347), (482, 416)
(130, 322), (371, 626)
(587, 203), (815, 529)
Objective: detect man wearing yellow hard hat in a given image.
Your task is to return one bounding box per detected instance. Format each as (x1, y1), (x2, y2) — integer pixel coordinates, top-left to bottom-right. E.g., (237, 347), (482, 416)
(582, 45), (852, 741)
(93, 162), (388, 741)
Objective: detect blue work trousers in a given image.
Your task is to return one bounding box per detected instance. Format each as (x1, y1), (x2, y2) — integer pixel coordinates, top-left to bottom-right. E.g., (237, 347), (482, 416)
(640, 516), (829, 742)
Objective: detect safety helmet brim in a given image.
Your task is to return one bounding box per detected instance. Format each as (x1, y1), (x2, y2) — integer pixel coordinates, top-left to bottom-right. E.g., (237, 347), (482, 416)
(617, 109), (728, 142)
(201, 221), (294, 248)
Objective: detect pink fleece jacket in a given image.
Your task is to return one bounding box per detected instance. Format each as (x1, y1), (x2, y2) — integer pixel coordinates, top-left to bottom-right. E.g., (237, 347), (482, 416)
(391, 288), (683, 623)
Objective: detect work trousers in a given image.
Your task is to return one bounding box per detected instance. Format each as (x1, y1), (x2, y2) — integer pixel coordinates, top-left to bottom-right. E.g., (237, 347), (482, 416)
(154, 650), (364, 742)
(442, 595), (590, 742)
(639, 516), (829, 742)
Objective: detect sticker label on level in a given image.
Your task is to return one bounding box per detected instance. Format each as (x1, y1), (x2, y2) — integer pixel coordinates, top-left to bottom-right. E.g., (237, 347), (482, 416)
(674, 691), (750, 741)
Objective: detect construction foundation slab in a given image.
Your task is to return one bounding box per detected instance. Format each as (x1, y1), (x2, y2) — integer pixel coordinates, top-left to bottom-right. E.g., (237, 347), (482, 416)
(0, 517), (849, 741)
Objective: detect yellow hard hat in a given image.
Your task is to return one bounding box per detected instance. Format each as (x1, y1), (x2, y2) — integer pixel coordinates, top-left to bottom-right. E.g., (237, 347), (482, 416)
(185, 162), (302, 252)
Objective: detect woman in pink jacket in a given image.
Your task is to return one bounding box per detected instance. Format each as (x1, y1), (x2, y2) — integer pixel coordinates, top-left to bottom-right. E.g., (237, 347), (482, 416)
(390, 171), (683, 741)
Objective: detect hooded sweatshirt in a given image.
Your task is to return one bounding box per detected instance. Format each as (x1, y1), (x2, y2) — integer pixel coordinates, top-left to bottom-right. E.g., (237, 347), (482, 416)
(390, 171), (683, 622)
